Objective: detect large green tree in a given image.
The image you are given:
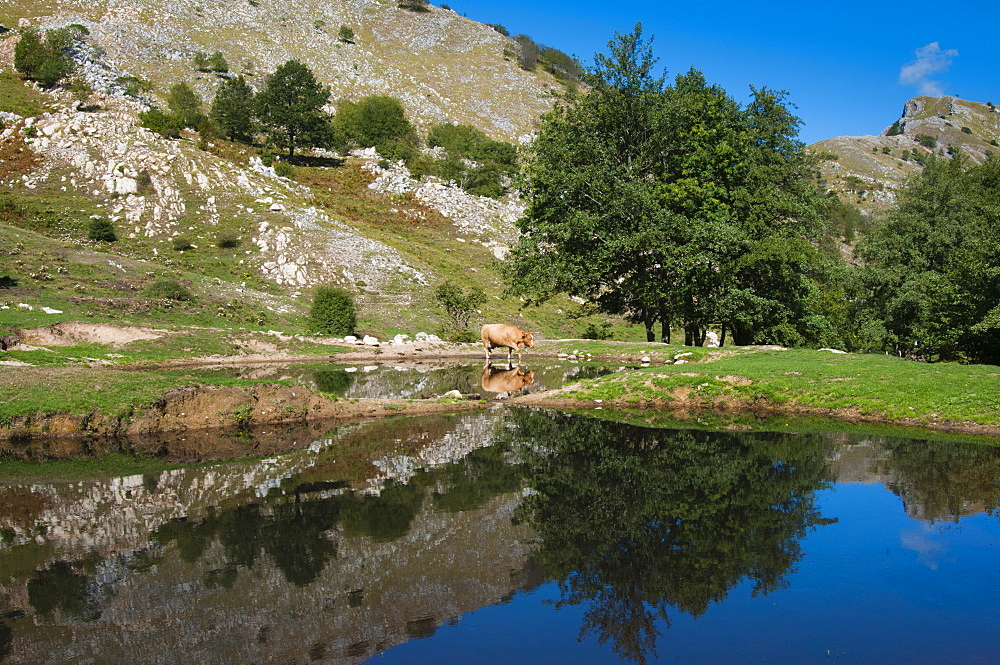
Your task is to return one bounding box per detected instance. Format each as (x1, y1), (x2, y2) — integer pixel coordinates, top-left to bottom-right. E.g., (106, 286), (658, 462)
(507, 24), (835, 346)
(854, 154), (1000, 364)
(255, 59), (334, 159)
(210, 74), (255, 142)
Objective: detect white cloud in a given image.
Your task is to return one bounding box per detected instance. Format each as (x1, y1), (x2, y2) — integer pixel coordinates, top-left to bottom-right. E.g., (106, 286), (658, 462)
(899, 42), (959, 96)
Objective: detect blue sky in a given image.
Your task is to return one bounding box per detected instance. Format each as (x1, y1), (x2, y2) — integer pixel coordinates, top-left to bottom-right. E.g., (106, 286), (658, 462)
(447, 0), (1000, 145)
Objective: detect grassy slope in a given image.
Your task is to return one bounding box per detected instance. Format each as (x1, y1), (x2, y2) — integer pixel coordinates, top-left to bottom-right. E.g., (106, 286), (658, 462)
(548, 347), (1000, 430)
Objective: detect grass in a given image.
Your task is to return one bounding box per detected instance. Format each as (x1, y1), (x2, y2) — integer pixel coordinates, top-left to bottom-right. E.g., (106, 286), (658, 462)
(0, 71), (50, 117)
(557, 348), (1000, 428)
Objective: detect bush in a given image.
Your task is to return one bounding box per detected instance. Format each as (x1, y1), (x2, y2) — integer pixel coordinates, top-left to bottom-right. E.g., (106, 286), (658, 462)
(145, 278), (194, 301)
(434, 280), (486, 333)
(915, 134), (937, 149)
(338, 25), (355, 42)
(309, 285), (357, 335)
(13, 28), (76, 88)
(398, 0), (430, 11)
(139, 108), (183, 138)
(333, 95), (419, 158)
(273, 160), (295, 178)
(171, 235), (194, 251)
(216, 232), (240, 248)
(86, 217), (117, 242)
(961, 126), (973, 134)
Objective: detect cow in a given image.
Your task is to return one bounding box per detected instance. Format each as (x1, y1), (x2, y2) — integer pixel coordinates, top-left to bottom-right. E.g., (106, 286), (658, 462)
(481, 364), (535, 396)
(481, 323), (534, 365)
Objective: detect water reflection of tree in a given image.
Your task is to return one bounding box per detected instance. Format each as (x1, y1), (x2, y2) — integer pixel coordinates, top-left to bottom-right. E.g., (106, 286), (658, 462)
(876, 437), (1000, 521)
(506, 410), (833, 664)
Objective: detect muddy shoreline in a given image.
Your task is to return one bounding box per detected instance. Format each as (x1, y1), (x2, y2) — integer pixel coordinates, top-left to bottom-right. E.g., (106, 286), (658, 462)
(2, 344), (998, 448)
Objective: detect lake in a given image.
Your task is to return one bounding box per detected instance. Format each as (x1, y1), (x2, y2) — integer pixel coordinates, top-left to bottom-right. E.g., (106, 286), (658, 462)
(1, 405), (999, 664)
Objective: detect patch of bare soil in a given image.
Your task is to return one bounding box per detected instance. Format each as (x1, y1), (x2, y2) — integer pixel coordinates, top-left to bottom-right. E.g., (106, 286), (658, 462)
(1, 383), (487, 445)
(19, 322), (165, 347)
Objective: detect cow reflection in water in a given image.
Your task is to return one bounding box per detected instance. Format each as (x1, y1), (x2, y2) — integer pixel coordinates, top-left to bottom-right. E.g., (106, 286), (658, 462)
(481, 363), (535, 398)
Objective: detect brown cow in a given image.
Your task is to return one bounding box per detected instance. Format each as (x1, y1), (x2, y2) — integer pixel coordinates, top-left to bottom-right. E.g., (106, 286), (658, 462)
(481, 364), (535, 395)
(481, 323), (534, 364)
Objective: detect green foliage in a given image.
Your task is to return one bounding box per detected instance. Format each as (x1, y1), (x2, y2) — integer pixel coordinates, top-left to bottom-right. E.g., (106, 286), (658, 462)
(273, 160), (295, 178)
(309, 285), (357, 335)
(116, 75), (152, 97)
(338, 25), (355, 42)
(398, 0), (430, 11)
(210, 74), (255, 142)
(886, 120), (905, 136)
(144, 278), (195, 301)
(513, 34), (538, 70)
(415, 122), (518, 197)
(333, 95), (419, 161)
(433, 280), (486, 336)
(853, 155), (1000, 364)
(487, 23), (509, 36)
(171, 235), (194, 252)
(915, 134), (937, 149)
(139, 108), (183, 138)
(167, 81), (204, 128)
(13, 27), (76, 88)
(256, 59), (334, 159)
(86, 217), (117, 242)
(507, 24), (833, 348)
(192, 50), (228, 73)
(216, 232), (241, 249)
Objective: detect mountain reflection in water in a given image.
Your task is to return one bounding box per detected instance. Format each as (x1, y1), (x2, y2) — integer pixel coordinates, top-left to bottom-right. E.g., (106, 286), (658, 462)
(1, 409), (999, 664)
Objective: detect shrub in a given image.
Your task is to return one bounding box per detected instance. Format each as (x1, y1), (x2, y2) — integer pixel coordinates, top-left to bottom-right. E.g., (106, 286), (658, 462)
(136, 169), (155, 195)
(338, 25), (355, 42)
(961, 126), (973, 134)
(398, 0), (430, 11)
(86, 217), (117, 242)
(333, 95), (419, 159)
(915, 134), (937, 149)
(309, 285), (357, 335)
(13, 28), (76, 88)
(192, 51), (228, 73)
(116, 75), (152, 97)
(434, 280), (486, 333)
(145, 278), (194, 301)
(216, 232), (240, 248)
(171, 235), (194, 251)
(273, 160), (295, 178)
(139, 108), (183, 138)
(886, 120), (905, 136)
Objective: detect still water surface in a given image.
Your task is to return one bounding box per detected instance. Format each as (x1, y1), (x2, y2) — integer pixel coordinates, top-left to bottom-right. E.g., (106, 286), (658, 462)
(1, 407), (999, 664)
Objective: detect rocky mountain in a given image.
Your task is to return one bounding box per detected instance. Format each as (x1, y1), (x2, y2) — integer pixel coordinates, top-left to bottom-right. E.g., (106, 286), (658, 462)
(0, 0), (573, 335)
(811, 96), (1000, 215)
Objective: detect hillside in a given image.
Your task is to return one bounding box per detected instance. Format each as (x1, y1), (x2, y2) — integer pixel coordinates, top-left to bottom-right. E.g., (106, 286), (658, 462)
(0, 1), (605, 341)
(811, 96), (1000, 215)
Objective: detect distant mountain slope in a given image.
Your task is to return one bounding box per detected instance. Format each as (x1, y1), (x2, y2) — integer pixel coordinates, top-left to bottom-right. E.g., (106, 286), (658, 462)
(811, 96), (1000, 215)
(5, 0), (559, 141)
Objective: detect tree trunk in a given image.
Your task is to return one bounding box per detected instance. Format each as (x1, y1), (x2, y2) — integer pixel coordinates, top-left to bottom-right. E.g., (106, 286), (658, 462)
(659, 305), (670, 344)
(644, 308), (655, 342)
(720, 325), (727, 347)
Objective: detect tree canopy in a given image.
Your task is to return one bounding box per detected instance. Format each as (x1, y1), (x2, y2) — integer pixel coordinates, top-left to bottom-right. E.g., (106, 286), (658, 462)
(255, 59), (334, 159)
(506, 24), (838, 347)
(853, 154), (1000, 364)
(210, 75), (255, 141)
